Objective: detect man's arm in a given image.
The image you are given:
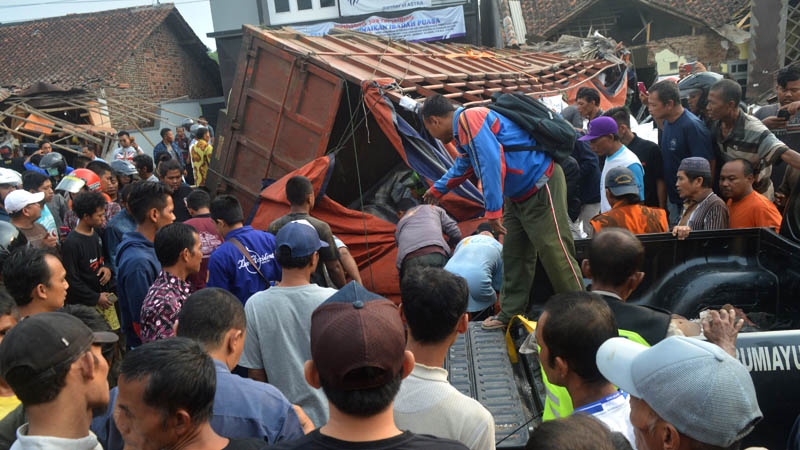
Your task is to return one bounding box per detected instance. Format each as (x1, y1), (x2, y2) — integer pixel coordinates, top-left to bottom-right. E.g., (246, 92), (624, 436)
(324, 259), (346, 288)
(781, 148), (800, 171)
(205, 250), (230, 291)
(338, 245), (362, 284)
(427, 152), (474, 200)
(657, 178), (667, 210)
(119, 261), (158, 331)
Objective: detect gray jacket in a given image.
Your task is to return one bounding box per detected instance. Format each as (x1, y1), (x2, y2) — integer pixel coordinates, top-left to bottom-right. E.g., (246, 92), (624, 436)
(395, 205), (462, 270)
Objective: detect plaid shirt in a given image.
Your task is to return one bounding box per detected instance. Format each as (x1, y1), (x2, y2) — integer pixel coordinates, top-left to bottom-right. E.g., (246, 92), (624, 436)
(712, 112), (789, 196)
(140, 270), (193, 343)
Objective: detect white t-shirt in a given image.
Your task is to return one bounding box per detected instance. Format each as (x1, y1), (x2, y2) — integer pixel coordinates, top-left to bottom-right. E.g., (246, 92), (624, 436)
(112, 146), (138, 161)
(394, 363), (495, 450)
(573, 390), (637, 450)
(240, 283), (337, 428)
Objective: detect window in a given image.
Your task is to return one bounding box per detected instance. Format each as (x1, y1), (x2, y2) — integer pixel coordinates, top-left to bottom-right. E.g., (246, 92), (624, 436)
(266, 0), (339, 25)
(669, 61), (678, 71)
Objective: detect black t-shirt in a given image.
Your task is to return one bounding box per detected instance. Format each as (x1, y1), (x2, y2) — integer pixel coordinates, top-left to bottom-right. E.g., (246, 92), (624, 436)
(171, 183), (193, 222)
(597, 293), (671, 346)
(224, 438), (268, 450)
(62, 230), (109, 306)
(269, 212), (341, 287)
(627, 134), (664, 208)
(271, 430), (468, 450)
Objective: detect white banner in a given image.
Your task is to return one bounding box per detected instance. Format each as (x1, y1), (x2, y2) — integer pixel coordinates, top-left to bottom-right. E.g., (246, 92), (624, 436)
(293, 5), (465, 42)
(340, 0), (432, 16)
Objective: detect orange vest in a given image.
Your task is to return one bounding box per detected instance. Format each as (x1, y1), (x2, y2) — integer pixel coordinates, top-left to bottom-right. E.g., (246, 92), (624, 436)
(591, 202), (668, 235)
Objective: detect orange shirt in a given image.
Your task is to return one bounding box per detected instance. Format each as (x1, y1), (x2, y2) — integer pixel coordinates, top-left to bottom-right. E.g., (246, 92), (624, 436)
(727, 190), (782, 229)
(591, 202), (668, 235)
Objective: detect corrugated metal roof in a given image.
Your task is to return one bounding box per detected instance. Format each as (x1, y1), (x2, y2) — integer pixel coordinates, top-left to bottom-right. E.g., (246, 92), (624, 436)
(254, 26), (616, 106)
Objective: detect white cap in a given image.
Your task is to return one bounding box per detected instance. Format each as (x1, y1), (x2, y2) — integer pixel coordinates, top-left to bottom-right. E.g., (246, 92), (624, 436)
(4, 190), (45, 213)
(0, 168), (22, 186)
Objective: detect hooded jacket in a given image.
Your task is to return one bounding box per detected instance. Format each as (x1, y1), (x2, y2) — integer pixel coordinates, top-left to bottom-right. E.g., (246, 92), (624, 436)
(115, 231), (161, 348)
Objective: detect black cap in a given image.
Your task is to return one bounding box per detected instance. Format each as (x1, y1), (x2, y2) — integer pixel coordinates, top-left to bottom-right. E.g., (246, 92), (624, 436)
(0, 312), (117, 380)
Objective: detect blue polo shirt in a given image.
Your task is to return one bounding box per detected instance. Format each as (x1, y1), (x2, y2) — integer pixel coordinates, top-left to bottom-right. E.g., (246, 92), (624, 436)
(661, 109), (714, 204)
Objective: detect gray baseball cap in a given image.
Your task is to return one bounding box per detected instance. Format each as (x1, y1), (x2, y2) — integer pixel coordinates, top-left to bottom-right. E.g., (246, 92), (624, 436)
(605, 166), (640, 197)
(596, 336), (762, 447)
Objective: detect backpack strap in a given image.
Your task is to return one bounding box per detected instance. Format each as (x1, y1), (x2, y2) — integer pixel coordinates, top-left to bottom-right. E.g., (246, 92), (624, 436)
(229, 237), (269, 284)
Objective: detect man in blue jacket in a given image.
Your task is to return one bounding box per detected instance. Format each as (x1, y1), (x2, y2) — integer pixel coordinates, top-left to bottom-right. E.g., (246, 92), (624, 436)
(207, 195), (281, 304)
(421, 94), (584, 330)
(115, 181), (174, 348)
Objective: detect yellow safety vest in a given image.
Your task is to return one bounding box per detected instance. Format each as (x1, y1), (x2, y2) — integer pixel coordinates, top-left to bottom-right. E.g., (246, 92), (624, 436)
(505, 315), (651, 421)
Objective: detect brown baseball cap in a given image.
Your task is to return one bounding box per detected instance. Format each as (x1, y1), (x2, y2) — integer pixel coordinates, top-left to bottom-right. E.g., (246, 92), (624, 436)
(310, 281), (406, 391)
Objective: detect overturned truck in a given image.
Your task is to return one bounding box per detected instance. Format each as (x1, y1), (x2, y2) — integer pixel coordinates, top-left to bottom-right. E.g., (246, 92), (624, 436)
(209, 24), (799, 450)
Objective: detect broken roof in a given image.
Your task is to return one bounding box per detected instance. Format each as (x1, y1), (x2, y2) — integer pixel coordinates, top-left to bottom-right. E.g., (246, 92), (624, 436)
(0, 5), (208, 90)
(260, 26), (616, 106)
(521, 0), (751, 39)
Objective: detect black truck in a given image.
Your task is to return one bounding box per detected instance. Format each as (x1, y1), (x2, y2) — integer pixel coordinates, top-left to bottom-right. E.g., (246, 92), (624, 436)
(445, 228), (800, 450)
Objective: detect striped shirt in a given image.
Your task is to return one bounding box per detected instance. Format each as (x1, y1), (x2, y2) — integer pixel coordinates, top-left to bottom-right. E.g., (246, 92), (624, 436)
(683, 191), (729, 231)
(712, 112), (789, 197)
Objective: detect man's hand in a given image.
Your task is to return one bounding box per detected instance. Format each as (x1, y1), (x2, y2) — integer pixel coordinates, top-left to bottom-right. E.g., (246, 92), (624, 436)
(775, 192), (787, 209)
(422, 188), (439, 205)
(42, 233), (58, 248)
(762, 116), (789, 130)
(488, 217), (507, 236)
(702, 308), (743, 357)
(98, 293), (113, 310)
(783, 101), (800, 116)
(672, 225), (691, 240)
(97, 267), (112, 285)
(292, 405), (315, 434)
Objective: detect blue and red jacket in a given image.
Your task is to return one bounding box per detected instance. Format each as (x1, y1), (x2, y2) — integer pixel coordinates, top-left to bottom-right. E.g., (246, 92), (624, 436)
(430, 107), (553, 219)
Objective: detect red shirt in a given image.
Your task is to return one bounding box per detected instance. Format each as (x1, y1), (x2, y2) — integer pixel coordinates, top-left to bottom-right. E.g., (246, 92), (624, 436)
(184, 214), (224, 291)
(727, 190), (782, 229)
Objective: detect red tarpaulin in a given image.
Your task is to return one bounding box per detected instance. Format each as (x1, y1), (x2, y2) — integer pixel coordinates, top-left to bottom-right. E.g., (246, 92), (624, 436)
(251, 156), (484, 302)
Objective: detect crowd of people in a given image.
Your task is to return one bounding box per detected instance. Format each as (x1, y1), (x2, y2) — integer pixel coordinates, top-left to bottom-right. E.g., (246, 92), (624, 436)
(0, 63), (794, 450)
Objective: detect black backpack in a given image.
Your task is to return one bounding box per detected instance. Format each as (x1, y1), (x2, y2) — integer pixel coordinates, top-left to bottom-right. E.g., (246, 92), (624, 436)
(485, 92), (576, 164)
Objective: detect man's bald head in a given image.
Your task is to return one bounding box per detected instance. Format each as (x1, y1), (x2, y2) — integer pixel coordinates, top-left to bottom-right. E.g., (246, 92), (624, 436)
(589, 228), (644, 287)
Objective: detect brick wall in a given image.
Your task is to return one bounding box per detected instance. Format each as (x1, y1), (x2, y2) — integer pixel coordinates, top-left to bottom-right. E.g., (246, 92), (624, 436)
(644, 32), (741, 72)
(107, 20), (222, 129)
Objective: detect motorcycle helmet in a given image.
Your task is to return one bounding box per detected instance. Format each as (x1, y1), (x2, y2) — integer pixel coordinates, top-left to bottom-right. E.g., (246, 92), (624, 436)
(39, 152), (67, 178)
(56, 168), (100, 193)
(110, 159), (138, 177)
(189, 123), (200, 135)
(0, 221), (22, 263)
(678, 72), (723, 116)
(0, 168), (21, 187)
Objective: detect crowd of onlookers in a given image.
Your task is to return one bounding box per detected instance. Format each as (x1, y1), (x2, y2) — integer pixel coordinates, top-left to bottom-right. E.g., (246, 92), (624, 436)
(0, 63), (794, 450)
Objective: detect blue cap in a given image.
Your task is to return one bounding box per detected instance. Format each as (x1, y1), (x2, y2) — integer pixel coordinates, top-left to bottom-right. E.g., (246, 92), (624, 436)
(275, 220), (329, 258)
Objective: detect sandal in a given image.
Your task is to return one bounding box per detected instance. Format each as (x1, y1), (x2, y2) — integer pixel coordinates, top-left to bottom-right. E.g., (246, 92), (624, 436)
(482, 315), (507, 330)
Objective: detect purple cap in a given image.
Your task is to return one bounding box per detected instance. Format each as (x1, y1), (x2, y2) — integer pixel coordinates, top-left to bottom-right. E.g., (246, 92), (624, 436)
(578, 116), (619, 141)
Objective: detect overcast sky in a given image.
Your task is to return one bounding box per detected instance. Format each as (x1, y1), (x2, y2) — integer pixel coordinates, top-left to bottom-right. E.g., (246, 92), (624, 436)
(0, 0), (217, 50)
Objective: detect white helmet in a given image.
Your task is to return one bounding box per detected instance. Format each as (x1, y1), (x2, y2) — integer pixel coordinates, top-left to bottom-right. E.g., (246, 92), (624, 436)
(0, 168), (22, 186)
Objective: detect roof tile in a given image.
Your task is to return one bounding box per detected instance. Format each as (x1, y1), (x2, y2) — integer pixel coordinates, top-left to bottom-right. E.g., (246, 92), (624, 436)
(0, 5), (175, 89)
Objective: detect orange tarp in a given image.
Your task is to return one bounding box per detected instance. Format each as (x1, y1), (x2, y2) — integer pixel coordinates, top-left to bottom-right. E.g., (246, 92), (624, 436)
(251, 156), (485, 301)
